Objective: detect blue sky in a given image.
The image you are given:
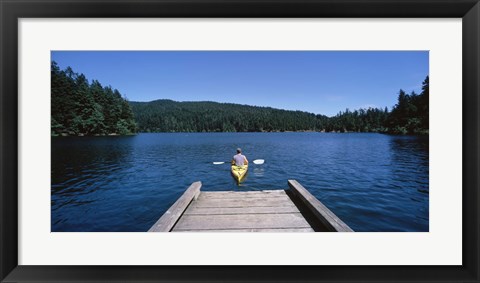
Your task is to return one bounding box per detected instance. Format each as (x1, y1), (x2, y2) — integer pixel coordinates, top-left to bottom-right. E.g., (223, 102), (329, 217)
(51, 51), (428, 117)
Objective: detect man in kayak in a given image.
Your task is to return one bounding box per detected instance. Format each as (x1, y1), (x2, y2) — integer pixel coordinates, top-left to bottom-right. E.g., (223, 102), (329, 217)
(232, 148), (249, 166)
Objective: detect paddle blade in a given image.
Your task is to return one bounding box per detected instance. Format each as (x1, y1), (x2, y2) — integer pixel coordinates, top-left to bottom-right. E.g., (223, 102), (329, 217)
(252, 159), (265, 165)
(213, 162), (225, 165)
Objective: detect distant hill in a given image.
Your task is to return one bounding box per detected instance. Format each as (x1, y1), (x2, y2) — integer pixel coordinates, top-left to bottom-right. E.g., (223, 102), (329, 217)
(129, 100), (329, 133)
(129, 85), (429, 134)
(129, 76), (428, 134)
(51, 60), (428, 135)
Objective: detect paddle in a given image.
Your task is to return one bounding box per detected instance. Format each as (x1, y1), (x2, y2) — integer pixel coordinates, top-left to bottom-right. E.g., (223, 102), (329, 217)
(213, 159), (265, 165)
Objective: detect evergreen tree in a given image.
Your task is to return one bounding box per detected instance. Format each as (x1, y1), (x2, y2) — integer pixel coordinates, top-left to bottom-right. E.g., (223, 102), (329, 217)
(386, 76), (429, 134)
(51, 61), (136, 136)
(52, 60), (428, 136)
(419, 76), (429, 129)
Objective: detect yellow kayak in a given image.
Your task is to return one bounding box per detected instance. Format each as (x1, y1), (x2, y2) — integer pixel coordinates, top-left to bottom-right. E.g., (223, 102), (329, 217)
(231, 164), (248, 183)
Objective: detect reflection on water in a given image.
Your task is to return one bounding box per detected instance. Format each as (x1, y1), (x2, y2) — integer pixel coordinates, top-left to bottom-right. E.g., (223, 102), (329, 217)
(253, 167), (265, 177)
(52, 133), (429, 232)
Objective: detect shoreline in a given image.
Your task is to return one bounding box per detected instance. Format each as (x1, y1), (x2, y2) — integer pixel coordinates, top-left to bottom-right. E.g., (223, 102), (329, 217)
(52, 130), (428, 137)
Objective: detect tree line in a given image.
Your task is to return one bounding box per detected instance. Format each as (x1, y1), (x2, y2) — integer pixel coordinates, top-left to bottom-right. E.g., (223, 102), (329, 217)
(386, 76), (429, 134)
(130, 76), (429, 135)
(51, 60), (428, 136)
(130, 100), (387, 133)
(130, 100), (329, 133)
(51, 61), (137, 136)
(327, 75), (429, 135)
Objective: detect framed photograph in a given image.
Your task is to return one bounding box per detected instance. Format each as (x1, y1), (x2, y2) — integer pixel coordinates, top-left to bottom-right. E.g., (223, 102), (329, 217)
(1, 0), (479, 282)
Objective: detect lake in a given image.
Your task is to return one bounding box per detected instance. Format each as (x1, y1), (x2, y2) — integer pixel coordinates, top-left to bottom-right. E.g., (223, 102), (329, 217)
(51, 132), (429, 232)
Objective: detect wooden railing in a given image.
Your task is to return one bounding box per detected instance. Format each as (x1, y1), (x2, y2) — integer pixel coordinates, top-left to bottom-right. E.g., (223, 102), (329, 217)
(288, 180), (353, 232)
(148, 181), (202, 232)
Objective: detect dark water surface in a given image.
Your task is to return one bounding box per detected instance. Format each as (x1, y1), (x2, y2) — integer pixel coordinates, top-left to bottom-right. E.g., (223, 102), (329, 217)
(52, 132), (429, 232)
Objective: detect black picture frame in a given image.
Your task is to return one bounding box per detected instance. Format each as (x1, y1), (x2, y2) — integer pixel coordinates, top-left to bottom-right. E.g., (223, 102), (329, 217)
(1, 0), (479, 282)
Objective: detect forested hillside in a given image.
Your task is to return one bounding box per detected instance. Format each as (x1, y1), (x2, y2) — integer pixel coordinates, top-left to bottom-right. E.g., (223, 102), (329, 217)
(51, 62), (137, 136)
(51, 60), (429, 136)
(130, 76), (428, 134)
(130, 100), (329, 132)
(130, 100), (390, 133)
(386, 76), (429, 134)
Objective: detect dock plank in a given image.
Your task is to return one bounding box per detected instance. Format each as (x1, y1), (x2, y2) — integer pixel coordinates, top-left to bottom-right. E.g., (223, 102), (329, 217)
(175, 228), (314, 232)
(184, 206), (301, 215)
(199, 190), (287, 199)
(190, 197), (294, 208)
(172, 213), (311, 231)
(149, 180), (353, 233)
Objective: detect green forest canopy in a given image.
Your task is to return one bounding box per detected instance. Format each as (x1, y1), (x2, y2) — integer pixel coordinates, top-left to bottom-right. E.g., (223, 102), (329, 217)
(51, 62), (429, 136)
(51, 61), (137, 136)
(130, 76), (428, 135)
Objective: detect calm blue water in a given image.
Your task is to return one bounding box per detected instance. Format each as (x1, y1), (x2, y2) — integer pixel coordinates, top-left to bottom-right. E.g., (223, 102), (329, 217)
(51, 133), (429, 232)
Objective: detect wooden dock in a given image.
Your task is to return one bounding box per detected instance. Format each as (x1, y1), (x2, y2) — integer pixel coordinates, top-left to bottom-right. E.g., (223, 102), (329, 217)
(148, 180), (353, 232)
